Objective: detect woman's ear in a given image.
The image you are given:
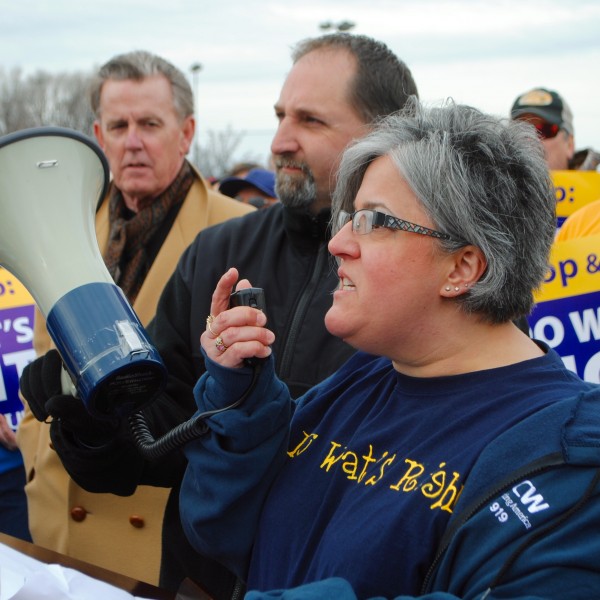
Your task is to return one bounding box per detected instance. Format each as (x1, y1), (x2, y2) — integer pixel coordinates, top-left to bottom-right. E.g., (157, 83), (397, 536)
(440, 246), (487, 297)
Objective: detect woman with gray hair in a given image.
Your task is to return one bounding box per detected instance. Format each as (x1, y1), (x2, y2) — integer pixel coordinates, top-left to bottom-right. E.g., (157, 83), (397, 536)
(180, 100), (600, 598)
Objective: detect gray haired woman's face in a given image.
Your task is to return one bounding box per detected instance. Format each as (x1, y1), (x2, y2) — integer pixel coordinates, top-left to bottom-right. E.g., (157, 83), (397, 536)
(325, 154), (483, 364)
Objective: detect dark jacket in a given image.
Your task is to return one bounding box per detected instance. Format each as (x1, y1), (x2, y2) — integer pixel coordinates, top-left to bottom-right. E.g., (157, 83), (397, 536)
(51, 202), (356, 597)
(180, 349), (600, 599)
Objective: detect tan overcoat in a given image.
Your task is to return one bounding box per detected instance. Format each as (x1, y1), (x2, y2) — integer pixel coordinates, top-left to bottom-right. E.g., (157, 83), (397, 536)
(17, 171), (253, 584)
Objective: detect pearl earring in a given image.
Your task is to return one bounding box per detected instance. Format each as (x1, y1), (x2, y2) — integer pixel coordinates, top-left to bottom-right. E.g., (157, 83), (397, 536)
(445, 286), (451, 291)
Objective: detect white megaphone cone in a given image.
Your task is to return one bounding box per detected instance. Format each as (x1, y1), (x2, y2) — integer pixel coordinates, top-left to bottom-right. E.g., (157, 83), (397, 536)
(0, 127), (166, 418)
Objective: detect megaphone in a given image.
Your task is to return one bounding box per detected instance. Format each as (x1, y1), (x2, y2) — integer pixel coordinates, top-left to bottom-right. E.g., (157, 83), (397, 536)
(0, 127), (167, 419)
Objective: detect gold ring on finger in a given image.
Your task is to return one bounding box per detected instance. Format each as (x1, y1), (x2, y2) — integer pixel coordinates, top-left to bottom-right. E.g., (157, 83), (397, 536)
(215, 336), (228, 353)
(206, 315), (218, 337)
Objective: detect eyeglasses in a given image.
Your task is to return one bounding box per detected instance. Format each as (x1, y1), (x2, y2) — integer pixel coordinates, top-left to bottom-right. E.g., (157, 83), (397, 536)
(338, 209), (458, 242)
(532, 121), (560, 140)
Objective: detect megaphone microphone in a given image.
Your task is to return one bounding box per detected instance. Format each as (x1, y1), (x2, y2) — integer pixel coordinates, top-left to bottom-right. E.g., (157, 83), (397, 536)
(0, 127), (167, 419)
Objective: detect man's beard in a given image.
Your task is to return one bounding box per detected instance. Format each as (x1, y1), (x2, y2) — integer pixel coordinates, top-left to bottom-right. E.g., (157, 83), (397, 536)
(274, 157), (317, 210)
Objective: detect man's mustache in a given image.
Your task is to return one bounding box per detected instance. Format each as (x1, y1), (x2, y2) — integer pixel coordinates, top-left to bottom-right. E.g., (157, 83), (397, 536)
(274, 156), (309, 174)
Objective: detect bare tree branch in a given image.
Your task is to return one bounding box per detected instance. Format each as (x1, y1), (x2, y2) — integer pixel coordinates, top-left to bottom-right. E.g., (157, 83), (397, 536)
(0, 68), (261, 177)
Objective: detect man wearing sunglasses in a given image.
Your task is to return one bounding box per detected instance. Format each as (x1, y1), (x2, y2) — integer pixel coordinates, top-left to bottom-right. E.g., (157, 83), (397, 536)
(510, 87), (599, 171)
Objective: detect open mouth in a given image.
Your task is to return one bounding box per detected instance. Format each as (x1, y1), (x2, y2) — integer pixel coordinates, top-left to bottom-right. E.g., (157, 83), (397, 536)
(341, 277), (355, 291)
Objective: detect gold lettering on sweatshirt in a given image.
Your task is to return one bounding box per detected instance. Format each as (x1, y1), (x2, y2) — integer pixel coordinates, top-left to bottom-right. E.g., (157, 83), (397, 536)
(291, 436), (464, 514)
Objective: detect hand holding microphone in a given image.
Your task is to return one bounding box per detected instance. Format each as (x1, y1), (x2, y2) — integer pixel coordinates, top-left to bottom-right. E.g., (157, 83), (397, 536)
(201, 268), (274, 369)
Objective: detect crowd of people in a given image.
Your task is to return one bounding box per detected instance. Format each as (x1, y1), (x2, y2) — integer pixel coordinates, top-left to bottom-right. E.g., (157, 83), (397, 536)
(1, 29), (599, 600)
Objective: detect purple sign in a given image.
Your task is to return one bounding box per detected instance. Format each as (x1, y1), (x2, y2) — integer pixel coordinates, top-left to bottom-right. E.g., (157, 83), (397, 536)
(0, 305), (36, 430)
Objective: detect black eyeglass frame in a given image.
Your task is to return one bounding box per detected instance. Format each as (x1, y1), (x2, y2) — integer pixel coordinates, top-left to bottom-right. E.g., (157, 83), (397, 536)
(338, 209), (462, 243)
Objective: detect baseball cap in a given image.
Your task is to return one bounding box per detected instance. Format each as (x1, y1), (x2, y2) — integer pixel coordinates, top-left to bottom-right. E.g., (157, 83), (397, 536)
(510, 88), (573, 134)
(219, 168), (276, 199)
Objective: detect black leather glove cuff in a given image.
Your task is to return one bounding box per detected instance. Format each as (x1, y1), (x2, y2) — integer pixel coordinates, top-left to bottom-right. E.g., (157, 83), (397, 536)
(20, 349), (63, 422)
(21, 349), (120, 448)
(46, 394), (119, 448)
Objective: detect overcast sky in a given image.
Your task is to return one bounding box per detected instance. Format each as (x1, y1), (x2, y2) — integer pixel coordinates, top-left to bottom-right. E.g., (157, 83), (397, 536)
(3, 0), (600, 165)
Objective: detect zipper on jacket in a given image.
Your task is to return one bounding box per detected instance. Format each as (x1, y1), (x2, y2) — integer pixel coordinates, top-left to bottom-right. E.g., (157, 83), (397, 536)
(277, 243), (329, 381)
(230, 577), (246, 600)
(420, 452), (565, 594)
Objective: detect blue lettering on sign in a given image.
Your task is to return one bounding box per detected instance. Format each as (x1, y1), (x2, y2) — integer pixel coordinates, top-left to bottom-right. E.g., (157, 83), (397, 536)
(543, 254), (600, 288)
(0, 278), (16, 298)
(555, 185), (575, 204)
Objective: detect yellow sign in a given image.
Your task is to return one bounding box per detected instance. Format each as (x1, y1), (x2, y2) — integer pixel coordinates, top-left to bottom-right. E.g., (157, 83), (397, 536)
(553, 170), (600, 221)
(0, 266), (34, 309)
(535, 234), (600, 302)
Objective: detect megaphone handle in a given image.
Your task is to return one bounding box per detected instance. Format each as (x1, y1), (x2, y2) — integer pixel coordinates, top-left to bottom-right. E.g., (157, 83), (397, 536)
(61, 366), (78, 397)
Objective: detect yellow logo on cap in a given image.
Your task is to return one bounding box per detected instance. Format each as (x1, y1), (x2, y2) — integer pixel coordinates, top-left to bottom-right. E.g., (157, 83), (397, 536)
(518, 89), (553, 107)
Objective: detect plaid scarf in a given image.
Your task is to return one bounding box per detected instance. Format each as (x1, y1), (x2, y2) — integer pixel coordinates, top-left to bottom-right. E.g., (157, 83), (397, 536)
(104, 161), (193, 302)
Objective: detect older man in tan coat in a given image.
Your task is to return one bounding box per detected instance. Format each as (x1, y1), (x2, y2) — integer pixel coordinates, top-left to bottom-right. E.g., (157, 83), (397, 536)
(17, 50), (252, 585)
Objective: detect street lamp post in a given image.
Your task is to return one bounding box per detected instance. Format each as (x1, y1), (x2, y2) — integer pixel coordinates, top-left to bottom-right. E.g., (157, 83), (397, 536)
(318, 20), (355, 32)
(189, 62), (202, 167)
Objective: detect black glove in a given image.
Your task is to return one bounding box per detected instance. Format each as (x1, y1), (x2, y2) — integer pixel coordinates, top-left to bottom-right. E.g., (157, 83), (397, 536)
(20, 348), (63, 422)
(20, 349), (118, 447)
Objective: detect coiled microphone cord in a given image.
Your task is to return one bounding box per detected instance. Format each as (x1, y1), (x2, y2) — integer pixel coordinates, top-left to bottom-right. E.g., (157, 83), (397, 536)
(128, 364), (262, 461)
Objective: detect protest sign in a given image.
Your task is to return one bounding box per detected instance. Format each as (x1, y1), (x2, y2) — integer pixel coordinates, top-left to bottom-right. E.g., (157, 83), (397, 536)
(0, 267), (35, 430)
(529, 234), (600, 382)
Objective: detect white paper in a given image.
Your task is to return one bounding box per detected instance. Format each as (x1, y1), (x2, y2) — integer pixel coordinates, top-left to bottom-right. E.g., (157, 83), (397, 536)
(0, 542), (155, 600)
